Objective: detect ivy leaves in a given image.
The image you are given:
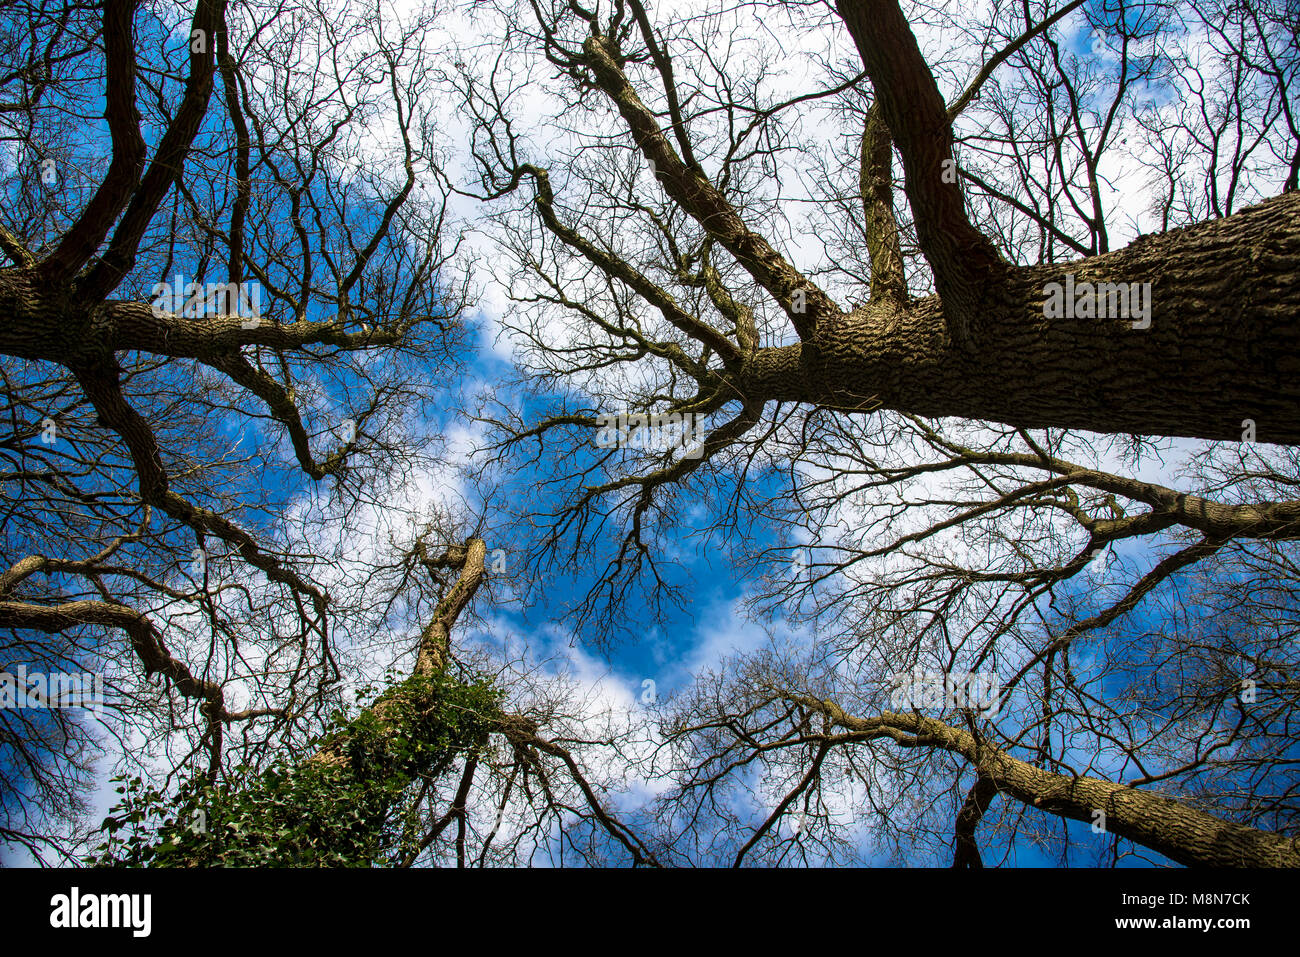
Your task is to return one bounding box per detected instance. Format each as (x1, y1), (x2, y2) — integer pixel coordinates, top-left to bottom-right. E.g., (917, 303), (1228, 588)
(88, 669), (504, 867)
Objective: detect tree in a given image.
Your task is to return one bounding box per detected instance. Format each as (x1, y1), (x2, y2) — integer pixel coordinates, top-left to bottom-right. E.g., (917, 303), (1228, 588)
(89, 535), (657, 867)
(0, 0), (455, 858)
(462, 0), (1300, 865)
(0, 0), (652, 866)
(468, 0), (1300, 447)
(634, 418), (1300, 866)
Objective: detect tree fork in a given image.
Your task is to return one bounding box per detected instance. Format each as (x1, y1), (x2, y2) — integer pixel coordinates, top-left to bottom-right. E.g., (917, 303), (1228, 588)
(735, 191), (1300, 444)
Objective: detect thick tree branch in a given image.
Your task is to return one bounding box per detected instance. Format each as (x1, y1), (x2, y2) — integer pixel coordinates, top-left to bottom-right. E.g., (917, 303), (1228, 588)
(836, 0), (1005, 345)
(34, 0), (145, 284)
(78, 0), (227, 300)
(580, 32), (841, 341)
(786, 692), (1300, 867)
(729, 192), (1300, 443)
(860, 103), (907, 302)
(952, 772), (999, 867)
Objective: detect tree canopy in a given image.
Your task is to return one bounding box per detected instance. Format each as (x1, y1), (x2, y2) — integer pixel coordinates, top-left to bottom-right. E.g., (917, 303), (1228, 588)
(1, 0), (1297, 868)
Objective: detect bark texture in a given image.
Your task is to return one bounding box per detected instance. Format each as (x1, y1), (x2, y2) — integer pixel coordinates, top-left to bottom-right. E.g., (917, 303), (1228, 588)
(794, 694), (1300, 868)
(732, 192), (1300, 443)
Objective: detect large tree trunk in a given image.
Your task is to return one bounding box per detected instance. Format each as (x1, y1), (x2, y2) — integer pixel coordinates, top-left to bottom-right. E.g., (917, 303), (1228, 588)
(737, 191), (1300, 444)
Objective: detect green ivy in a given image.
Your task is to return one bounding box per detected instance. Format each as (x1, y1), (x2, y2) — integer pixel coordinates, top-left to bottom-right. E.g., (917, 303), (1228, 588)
(87, 669), (504, 867)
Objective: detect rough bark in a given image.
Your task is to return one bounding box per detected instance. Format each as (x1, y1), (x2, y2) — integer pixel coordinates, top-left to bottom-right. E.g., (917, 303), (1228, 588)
(732, 191), (1300, 442)
(793, 694), (1300, 867)
(952, 773), (999, 868)
(836, 0), (1003, 346)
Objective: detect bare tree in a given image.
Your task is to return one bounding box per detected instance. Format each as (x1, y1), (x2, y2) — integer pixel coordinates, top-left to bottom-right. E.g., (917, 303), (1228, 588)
(467, 0), (1299, 448)
(5, 0), (1297, 868)
(456, 0), (1300, 865)
(633, 417), (1300, 866)
(0, 0), (469, 859)
(0, 0), (661, 866)
(86, 529), (658, 867)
